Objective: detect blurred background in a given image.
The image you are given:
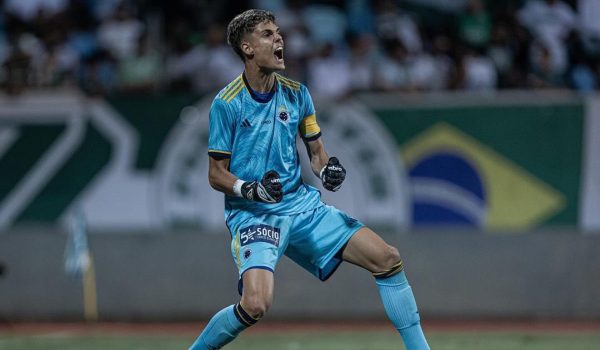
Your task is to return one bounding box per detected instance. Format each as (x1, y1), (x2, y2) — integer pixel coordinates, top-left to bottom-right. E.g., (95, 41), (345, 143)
(0, 0), (599, 329)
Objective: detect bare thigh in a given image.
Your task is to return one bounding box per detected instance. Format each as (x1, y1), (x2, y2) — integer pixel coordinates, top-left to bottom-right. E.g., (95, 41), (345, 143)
(342, 227), (401, 273)
(240, 268), (274, 317)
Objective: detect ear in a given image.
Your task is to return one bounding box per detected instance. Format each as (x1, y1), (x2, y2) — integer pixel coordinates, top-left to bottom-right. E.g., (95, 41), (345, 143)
(241, 41), (254, 58)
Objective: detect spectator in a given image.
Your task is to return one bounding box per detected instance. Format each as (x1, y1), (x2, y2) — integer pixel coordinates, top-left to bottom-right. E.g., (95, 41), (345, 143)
(428, 34), (454, 90)
(528, 39), (565, 88)
(518, 0), (576, 76)
(4, 0), (68, 23)
(0, 0), (598, 95)
(456, 48), (498, 90)
(97, 3), (144, 60)
(374, 0), (423, 54)
(578, 0), (600, 57)
(567, 38), (597, 91)
(374, 39), (411, 91)
(32, 26), (78, 87)
(346, 0), (375, 35)
(346, 32), (378, 93)
(118, 33), (161, 93)
(307, 42), (352, 99)
(2, 35), (32, 94)
(201, 23), (244, 92)
(457, 0), (492, 49)
(487, 22), (516, 86)
(302, 4), (347, 47)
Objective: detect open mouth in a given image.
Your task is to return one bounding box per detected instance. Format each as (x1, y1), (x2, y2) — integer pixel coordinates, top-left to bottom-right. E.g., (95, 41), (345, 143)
(274, 47), (284, 62)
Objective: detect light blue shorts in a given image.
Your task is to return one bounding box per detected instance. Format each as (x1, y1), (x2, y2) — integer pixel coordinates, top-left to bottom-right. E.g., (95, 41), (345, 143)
(226, 204), (363, 293)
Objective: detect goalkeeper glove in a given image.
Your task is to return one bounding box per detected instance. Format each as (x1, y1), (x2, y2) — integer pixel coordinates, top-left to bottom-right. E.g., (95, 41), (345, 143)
(320, 157), (346, 192)
(236, 170), (283, 203)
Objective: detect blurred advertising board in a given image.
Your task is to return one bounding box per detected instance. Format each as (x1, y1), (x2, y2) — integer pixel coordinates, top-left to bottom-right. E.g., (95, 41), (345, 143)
(0, 90), (597, 232)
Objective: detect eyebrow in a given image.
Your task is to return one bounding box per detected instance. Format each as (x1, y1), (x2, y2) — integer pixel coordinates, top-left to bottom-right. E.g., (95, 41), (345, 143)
(260, 27), (280, 34)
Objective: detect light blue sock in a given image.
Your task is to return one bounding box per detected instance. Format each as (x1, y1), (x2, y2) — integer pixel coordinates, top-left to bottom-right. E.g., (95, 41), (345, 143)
(189, 304), (250, 350)
(376, 271), (430, 350)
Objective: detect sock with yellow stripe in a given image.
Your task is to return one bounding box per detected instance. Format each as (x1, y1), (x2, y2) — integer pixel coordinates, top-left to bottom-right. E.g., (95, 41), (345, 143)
(188, 303), (258, 350)
(376, 269), (430, 350)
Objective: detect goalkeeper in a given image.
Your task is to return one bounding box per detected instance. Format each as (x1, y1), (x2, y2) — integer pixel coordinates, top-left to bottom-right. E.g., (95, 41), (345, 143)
(189, 9), (430, 350)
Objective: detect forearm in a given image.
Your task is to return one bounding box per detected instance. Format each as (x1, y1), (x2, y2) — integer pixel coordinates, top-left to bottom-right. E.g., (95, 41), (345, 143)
(309, 139), (329, 178)
(209, 165), (239, 197)
(208, 157), (282, 203)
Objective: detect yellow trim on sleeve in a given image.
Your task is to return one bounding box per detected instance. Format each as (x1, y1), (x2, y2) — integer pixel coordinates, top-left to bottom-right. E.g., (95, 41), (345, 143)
(224, 83), (245, 103)
(208, 149), (232, 155)
(220, 76), (242, 99)
(299, 114), (320, 138)
(275, 74), (300, 90)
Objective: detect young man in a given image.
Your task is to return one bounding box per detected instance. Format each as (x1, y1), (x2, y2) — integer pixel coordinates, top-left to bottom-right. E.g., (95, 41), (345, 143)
(189, 9), (430, 350)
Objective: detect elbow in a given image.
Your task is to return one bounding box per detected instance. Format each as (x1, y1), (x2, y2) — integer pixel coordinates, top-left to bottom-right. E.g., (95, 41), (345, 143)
(208, 170), (220, 190)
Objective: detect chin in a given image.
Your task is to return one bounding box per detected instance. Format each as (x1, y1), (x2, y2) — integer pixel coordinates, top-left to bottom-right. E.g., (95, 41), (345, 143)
(264, 63), (285, 73)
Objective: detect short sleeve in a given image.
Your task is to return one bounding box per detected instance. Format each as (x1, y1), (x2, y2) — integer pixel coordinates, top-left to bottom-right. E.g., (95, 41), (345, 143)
(301, 85), (316, 119)
(299, 85), (321, 141)
(208, 98), (234, 159)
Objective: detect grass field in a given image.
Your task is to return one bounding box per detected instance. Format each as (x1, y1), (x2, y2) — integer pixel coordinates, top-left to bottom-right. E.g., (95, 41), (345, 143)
(1, 324), (600, 350)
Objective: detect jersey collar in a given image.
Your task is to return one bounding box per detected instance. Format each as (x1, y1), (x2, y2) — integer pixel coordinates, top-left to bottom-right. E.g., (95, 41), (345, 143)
(242, 72), (277, 103)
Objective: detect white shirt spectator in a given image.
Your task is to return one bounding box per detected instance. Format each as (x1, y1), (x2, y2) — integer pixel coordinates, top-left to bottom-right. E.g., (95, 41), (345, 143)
(166, 46), (206, 84)
(98, 17), (144, 60)
(518, 0), (576, 75)
(579, 0), (600, 36)
(518, 0), (576, 42)
(578, 0), (600, 55)
(4, 0), (68, 21)
(374, 55), (411, 91)
(377, 12), (423, 54)
(463, 54), (497, 90)
(203, 46), (245, 92)
(307, 48), (352, 99)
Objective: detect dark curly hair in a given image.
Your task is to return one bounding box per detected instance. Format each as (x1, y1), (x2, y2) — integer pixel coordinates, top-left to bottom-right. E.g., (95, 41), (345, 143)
(227, 9), (276, 61)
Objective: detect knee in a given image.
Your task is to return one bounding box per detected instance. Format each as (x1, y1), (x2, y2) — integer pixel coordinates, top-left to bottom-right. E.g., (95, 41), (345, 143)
(375, 244), (402, 272)
(241, 293), (272, 319)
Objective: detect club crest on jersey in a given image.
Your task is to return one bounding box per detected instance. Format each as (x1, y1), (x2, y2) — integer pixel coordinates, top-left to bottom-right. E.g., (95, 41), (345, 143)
(240, 224), (280, 247)
(244, 249), (252, 259)
(277, 106), (289, 122)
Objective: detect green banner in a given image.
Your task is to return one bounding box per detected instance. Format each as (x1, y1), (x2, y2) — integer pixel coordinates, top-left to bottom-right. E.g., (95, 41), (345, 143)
(370, 100), (583, 228)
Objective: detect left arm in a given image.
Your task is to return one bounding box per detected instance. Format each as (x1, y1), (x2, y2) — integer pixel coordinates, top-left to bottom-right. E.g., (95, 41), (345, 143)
(299, 85), (345, 191)
(305, 137), (329, 178)
(304, 137), (346, 192)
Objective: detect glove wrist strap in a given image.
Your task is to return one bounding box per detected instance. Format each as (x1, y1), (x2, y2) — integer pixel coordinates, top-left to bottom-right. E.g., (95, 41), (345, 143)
(233, 179), (246, 198)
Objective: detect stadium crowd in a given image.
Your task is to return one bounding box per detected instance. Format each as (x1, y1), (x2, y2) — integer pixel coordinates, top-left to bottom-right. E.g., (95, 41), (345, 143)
(1, 0), (599, 97)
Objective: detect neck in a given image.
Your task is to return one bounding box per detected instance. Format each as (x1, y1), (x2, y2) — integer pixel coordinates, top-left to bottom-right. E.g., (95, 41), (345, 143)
(243, 64), (276, 93)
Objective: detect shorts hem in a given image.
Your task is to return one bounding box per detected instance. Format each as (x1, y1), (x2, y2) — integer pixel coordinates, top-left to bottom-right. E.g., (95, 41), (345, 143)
(238, 266), (274, 295)
(317, 223), (364, 281)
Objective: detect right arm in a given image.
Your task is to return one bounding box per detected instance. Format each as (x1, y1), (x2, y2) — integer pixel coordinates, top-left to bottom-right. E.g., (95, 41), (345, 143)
(208, 156), (238, 197)
(207, 97), (281, 202)
(208, 156), (282, 202)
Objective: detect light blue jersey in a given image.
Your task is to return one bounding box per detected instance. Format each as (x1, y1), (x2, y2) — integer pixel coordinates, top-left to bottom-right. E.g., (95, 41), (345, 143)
(208, 73), (323, 219)
(208, 72), (363, 283)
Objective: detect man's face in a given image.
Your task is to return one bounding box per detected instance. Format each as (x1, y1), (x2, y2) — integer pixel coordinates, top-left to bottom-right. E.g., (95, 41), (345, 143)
(243, 20), (285, 71)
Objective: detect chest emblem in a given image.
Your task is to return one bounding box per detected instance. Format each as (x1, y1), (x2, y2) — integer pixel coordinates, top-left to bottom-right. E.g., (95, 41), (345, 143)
(278, 106), (289, 122)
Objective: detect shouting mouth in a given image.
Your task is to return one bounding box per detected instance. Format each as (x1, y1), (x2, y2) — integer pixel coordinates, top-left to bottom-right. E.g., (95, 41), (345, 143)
(274, 47), (284, 63)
